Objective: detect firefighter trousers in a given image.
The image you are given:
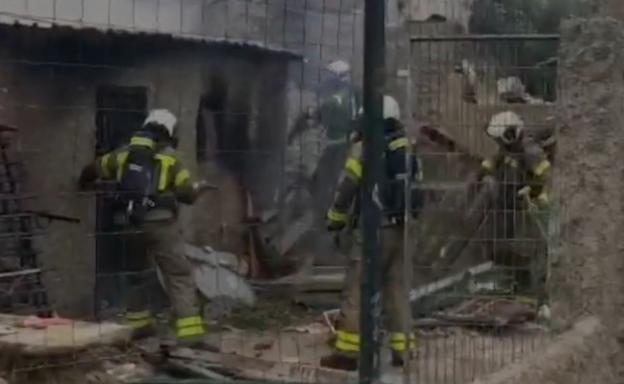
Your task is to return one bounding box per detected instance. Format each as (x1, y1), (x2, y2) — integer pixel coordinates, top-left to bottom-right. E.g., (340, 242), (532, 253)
(125, 220), (201, 333)
(334, 225), (415, 354)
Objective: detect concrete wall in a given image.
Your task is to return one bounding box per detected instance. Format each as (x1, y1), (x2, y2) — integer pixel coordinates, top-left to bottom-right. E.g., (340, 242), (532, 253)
(0, 25), (291, 317)
(553, 15), (624, 333)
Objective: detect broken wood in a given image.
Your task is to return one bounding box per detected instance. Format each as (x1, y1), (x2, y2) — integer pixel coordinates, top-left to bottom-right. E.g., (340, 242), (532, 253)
(167, 347), (357, 383)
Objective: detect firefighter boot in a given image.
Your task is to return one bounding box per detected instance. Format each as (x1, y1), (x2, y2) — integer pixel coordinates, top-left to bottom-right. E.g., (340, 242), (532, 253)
(320, 353), (358, 371)
(127, 310), (157, 340)
(173, 315), (221, 352)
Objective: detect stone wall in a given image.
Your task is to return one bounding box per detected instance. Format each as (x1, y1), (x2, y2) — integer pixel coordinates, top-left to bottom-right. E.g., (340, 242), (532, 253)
(547, 16), (624, 382)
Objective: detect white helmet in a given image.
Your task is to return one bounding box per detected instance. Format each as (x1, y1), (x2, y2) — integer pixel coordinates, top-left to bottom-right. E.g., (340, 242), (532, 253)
(326, 60), (351, 77)
(143, 109), (178, 138)
(487, 111), (524, 144)
(355, 95), (401, 120)
(383, 95), (401, 120)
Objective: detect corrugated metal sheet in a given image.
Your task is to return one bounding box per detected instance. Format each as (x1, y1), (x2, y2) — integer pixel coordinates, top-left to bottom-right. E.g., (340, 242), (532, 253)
(0, 0), (302, 58)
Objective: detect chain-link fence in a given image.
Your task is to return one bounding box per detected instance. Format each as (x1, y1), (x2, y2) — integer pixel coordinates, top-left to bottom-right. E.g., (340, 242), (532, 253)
(401, 1), (563, 382)
(0, 0), (569, 383)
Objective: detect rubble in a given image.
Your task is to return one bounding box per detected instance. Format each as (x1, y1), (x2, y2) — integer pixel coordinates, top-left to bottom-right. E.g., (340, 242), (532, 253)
(102, 361), (154, 383)
(159, 346), (357, 384)
(430, 297), (536, 328)
(157, 245), (256, 309)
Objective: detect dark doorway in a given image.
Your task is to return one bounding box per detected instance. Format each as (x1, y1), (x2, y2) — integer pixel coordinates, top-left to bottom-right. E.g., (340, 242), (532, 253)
(94, 85), (147, 317)
(196, 75), (250, 175)
(196, 75), (227, 164)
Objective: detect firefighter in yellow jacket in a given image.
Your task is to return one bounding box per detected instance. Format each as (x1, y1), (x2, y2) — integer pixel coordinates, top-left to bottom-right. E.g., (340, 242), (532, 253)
(320, 96), (422, 371)
(479, 111), (553, 314)
(80, 109), (211, 346)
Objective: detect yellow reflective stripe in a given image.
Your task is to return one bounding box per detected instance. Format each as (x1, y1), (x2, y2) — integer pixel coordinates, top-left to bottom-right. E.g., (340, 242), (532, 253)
(176, 315), (203, 329)
(345, 158), (363, 180)
(128, 318), (154, 329)
(390, 333), (417, 351)
(388, 137), (408, 151)
(177, 325), (205, 339)
(174, 169), (191, 187)
(175, 316), (205, 338)
(327, 208), (348, 224)
(337, 330), (360, 344)
(127, 310), (151, 320)
(390, 333), (417, 342)
(533, 160), (551, 177)
(116, 152), (129, 181)
(127, 311), (153, 329)
(335, 330), (360, 352)
(100, 154), (112, 178)
(335, 339), (360, 352)
(130, 136), (155, 149)
(155, 154), (176, 191)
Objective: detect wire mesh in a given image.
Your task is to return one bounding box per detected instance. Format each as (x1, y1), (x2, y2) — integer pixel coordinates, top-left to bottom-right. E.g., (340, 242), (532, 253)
(0, 0), (576, 383)
(0, 0), (365, 382)
(400, 1), (564, 383)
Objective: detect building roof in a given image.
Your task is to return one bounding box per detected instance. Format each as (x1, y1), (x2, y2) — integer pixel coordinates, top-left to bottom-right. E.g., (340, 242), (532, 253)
(0, 0), (302, 59)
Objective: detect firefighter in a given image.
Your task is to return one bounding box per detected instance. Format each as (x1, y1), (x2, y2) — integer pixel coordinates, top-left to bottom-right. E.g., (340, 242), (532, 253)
(288, 60), (360, 203)
(480, 111), (553, 315)
(80, 109), (211, 346)
(320, 95), (422, 371)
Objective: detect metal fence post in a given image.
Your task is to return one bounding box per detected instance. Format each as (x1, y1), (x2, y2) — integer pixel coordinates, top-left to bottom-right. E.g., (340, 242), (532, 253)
(360, 0), (385, 383)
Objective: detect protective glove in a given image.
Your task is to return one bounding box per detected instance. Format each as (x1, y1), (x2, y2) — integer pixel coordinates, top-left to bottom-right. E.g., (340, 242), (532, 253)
(193, 180), (219, 193)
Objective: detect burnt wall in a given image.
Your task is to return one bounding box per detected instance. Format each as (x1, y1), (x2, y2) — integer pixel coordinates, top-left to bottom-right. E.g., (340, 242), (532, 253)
(0, 25), (291, 317)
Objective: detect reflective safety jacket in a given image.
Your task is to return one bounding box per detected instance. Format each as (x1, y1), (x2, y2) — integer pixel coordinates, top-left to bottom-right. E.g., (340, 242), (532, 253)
(319, 82), (360, 142)
(87, 138), (199, 210)
(326, 132), (423, 228)
(480, 136), (551, 208)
